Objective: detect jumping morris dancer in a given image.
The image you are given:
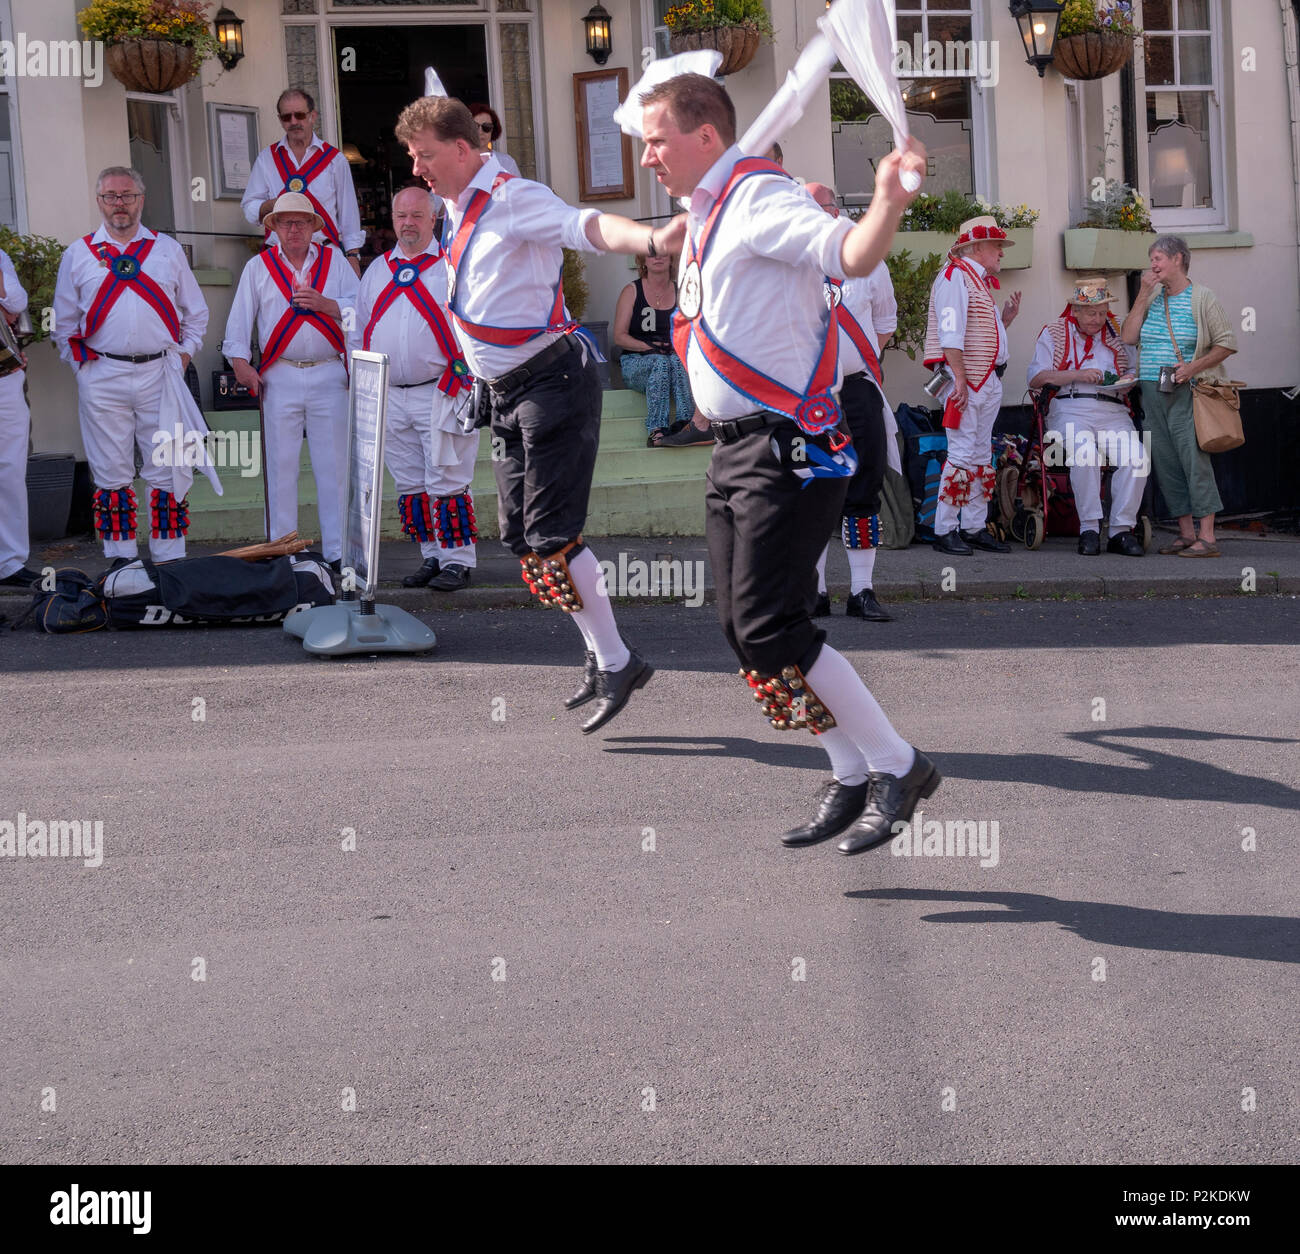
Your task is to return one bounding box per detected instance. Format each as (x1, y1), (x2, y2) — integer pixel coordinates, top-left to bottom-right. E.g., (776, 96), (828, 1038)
(639, 73), (939, 855)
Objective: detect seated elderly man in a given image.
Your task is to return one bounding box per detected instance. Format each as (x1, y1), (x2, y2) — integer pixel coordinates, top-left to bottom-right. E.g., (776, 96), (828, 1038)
(1027, 276), (1148, 556)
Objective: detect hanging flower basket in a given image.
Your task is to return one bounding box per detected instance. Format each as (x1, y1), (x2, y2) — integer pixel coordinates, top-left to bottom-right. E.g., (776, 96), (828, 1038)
(105, 39), (197, 92)
(669, 25), (761, 76)
(1052, 31), (1134, 80)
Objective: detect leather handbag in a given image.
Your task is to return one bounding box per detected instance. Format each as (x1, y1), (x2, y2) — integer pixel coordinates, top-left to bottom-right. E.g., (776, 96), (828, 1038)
(1162, 293), (1245, 453)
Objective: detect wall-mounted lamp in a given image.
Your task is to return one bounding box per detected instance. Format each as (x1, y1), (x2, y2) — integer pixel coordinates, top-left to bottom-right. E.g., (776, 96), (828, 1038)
(214, 7), (245, 71)
(583, 3), (613, 66)
(1009, 0), (1063, 77)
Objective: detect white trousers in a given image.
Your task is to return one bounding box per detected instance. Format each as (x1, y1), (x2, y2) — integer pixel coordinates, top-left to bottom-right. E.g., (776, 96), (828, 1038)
(935, 373), (1002, 535)
(1045, 402), (1149, 531)
(76, 355), (185, 560)
(384, 383), (479, 567)
(0, 370), (30, 577)
(261, 359), (349, 562)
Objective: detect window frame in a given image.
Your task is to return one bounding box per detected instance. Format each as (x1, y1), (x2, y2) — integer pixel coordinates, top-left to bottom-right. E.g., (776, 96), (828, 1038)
(0, 0), (28, 232)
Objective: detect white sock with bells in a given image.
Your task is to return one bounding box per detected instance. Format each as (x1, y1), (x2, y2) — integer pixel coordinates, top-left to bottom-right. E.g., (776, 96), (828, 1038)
(568, 546), (631, 672)
(817, 728), (870, 787)
(805, 644), (914, 778)
(845, 547), (877, 594)
(815, 543), (829, 595)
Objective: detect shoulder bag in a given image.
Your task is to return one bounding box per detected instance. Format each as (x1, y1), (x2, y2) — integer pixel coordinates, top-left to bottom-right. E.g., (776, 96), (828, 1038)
(1162, 292), (1245, 453)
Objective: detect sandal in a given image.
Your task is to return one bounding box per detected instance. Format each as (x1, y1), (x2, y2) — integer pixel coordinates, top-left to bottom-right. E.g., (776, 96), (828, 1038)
(1158, 537), (1196, 555)
(1177, 540), (1220, 558)
(655, 422), (713, 447)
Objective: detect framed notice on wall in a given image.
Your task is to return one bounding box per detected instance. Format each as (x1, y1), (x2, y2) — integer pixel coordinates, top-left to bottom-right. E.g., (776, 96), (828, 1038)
(207, 103), (259, 201)
(574, 68), (634, 201)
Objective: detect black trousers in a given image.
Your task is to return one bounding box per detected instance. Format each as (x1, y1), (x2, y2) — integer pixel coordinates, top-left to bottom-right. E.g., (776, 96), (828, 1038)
(840, 371), (887, 518)
(705, 421), (849, 677)
(490, 340), (602, 557)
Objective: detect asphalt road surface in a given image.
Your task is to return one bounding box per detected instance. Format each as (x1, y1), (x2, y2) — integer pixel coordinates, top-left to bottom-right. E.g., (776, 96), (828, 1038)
(1, 597), (1296, 1164)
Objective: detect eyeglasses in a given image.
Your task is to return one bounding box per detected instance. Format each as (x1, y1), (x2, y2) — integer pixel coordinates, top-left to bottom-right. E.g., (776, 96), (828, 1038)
(98, 193), (142, 205)
(274, 219), (313, 230)
(478, 122), (494, 134)
(280, 111), (310, 123)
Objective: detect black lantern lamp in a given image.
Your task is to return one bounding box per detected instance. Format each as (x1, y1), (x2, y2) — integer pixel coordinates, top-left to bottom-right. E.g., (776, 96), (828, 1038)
(1010, 0), (1063, 77)
(583, 4), (613, 66)
(214, 7), (245, 71)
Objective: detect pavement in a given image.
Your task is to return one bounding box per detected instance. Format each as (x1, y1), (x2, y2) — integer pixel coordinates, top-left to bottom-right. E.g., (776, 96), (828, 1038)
(5, 521), (1299, 616)
(0, 599), (1297, 1165)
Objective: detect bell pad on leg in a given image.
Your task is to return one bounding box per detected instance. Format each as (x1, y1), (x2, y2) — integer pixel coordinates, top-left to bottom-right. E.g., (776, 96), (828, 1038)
(434, 492), (477, 548)
(741, 665), (836, 735)
(398, 493), (433, 543)
(150, 488), (189, 539)
(94, 487), (137, 541)
(521, 539), (585, 613)
(842, 513), (880, 550)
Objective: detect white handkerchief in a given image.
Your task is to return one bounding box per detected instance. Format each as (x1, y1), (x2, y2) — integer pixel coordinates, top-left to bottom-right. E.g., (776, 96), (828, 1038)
(424, 67), (448, 98)
(614, 50), (725, 139)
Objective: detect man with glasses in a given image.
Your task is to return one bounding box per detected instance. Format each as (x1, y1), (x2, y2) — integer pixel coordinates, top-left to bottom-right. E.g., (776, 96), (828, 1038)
(243, 89), (364, 277)
(224, 193), (358, 568)
(52, 166), (209, 564)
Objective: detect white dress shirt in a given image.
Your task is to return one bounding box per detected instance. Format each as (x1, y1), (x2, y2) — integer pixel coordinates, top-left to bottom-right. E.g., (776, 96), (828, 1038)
(1028, 322), (1131, 424)
(353, 241), (453, 386)
(52, 224), (208, 365)
(223, 242), (360, 365)
(484, 148), (521, 177)
(679, 146), (854, 422)
(837, 260), (896, 376)
(931, 255), (1007, 365)
(444, 154), (601, 380)
(0, 248), (28, 316)
(241, 133), (365, 253)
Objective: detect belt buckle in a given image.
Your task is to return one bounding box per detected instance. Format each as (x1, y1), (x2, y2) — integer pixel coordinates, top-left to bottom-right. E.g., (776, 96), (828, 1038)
(827, 428), (849, 453)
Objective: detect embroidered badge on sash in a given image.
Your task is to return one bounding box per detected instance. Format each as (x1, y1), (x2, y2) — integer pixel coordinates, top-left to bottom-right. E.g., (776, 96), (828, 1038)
(110, 255), (139, 280)
(394, 264), (419, 287)
(286, 176), (306, 193)
(677, 260), (702, 321)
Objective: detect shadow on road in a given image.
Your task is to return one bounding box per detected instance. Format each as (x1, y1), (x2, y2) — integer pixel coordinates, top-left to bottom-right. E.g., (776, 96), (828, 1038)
(601, 734), (827, 771)
(848, 888), (1300, 965)
(939, 725), (1300, 811)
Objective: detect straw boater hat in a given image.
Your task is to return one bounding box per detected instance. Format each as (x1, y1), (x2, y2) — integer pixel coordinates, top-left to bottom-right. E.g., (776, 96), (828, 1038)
(261, 191), (324, 233)
(1067, 275), (1117, 306)
(949, 214), (1014, 254)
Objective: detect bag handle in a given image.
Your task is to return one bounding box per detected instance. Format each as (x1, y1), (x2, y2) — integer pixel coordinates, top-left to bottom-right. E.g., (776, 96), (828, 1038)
(1161, 290), (1187, 365)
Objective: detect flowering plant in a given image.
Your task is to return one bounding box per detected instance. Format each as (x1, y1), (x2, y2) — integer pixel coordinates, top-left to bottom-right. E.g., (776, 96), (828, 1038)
(900, 189), (1039, 232)
(1073, 106), (1153, 231)
(664, 0), (774, 39)
(1058, 0), (1142, 40)
(78, 0), (221, 64)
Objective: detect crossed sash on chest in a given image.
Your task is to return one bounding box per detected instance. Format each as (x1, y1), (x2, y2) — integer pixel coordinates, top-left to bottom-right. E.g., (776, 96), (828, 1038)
(270, 143), (343, 247)
(257, 247), (346, 371)
(825, 279), (883, 387)
(69, 235), (181, 363)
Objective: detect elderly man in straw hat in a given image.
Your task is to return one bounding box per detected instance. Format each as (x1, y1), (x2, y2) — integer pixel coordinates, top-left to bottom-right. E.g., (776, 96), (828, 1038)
(1028, 275), (1147, 557)
(225, 192), (359, 567)
(922, 214), (1022, 555)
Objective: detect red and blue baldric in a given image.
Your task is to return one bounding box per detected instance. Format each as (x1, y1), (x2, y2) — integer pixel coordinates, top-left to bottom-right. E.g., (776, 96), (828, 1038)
(445, 172), (576, 348)
(672, 157), (841, 437)
(826, 278), (883, 386)
(68, 235), (181, 363)
(362, 248), (470, 396)
(270, 143), (344, 247)
(257, 247), (347, 372)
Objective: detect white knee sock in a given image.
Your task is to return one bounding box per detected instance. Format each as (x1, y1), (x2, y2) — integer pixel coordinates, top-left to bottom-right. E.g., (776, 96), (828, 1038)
(569, 547), (631, 671)
(817, 727), (870, 786)
(815, 542), (829, 595)
(806, 644), (914, 777)
(845, 547), (877, 594)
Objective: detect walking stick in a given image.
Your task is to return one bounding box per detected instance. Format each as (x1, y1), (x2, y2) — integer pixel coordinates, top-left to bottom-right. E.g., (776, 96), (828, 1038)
(256, 380), (271, 543)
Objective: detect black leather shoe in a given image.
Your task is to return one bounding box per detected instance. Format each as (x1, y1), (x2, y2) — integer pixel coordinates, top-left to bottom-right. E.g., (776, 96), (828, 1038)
(933, 530), (973, 556)
(836, 749), (942, 856)
(781, 779), (870, 847)
(402, 556), (441, 587)
(846, 589), (891, 621)
(1107, 530), (1145, 557)
(565, 651), (598, 710)
(581, 650), (654, 735)
(961, 527), (1011, 553)
(1077, 529), (1101, 556)
(812, 592), (831, 617)
(0, 565), (40, 588)
(428, 562), (471, 591)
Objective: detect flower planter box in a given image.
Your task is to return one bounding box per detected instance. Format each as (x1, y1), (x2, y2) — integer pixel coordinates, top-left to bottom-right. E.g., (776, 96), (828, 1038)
(106, 40), (196, 93)
(1063, 228), (1157, 272)
(668, 26), (761, 76)
(890, 227), (1034, 271)
(1053, 31), (1135, 81)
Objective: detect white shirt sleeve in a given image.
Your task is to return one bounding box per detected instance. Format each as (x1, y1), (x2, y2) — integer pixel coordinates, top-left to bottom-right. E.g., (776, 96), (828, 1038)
(0, 249), (28, 316)
(351, 259), (381, 353)
(505, 179), (601, 253)
(333, 153), (365, 253)
(223, 262), (259, 362)
(241, 146), (277, 229)
(933, 270), (970, 351)
(330, 252), (361, 338)
(51, 246), (82, 367)
(1027, 327), (1056, 390)
(868, 262), (897, 338)
(168, 240), (209, 358)
(742, 179), (855, 279)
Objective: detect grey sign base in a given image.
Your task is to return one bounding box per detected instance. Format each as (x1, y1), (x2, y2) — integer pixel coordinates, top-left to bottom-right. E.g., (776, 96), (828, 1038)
(284, 601), (437, 656)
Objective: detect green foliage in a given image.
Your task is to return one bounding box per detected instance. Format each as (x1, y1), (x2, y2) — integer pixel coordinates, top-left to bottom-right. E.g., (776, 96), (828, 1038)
(664, 0), (774, 39)
(561, 249), (589, 324)
(1058, 0), (1141, 39)
(901, 190), (1039, 233)
(77, 0), (221, 69)
(884, 248), (944, 361)
(0, 227), (66, 343)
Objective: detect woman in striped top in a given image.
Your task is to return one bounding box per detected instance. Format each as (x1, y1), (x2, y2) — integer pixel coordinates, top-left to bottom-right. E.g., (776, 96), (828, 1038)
(1121, 235), (1237, 557)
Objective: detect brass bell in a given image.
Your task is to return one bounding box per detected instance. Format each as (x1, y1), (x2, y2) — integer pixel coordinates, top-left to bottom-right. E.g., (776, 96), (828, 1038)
(789, 676), (804, 690)
(781, 666), (796, 679)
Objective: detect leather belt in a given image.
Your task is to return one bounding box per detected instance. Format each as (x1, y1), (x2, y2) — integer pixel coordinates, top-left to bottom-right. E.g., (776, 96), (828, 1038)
(1057, 389), (1129, 406)
(279, 359), (332, 369)
(710, 412), (784, 444)
(486, 335), (576, 397)
(392, 378), (438, 389)
(102, 351), (165, 363)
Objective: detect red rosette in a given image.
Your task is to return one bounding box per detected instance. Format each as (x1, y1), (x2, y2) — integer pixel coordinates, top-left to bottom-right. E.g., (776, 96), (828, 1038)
(793, 394), (842, 436)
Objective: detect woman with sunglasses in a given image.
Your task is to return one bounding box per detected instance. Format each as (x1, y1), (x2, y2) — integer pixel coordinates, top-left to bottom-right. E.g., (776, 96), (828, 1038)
(467, 103), (521, 177)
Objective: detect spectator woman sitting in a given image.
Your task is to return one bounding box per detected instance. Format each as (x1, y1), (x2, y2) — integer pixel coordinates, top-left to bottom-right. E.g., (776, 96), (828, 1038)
(1120, 234), (1237, 558)
(613, 253), (710, 446)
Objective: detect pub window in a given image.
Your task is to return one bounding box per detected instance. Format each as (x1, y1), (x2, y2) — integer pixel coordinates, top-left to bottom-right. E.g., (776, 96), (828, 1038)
(0, 1), (24, 229)
(1142, 0), (1224, 226)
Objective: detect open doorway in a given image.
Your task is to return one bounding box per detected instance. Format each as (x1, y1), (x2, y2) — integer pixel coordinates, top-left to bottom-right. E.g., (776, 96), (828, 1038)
(332, 24), (489, 269)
